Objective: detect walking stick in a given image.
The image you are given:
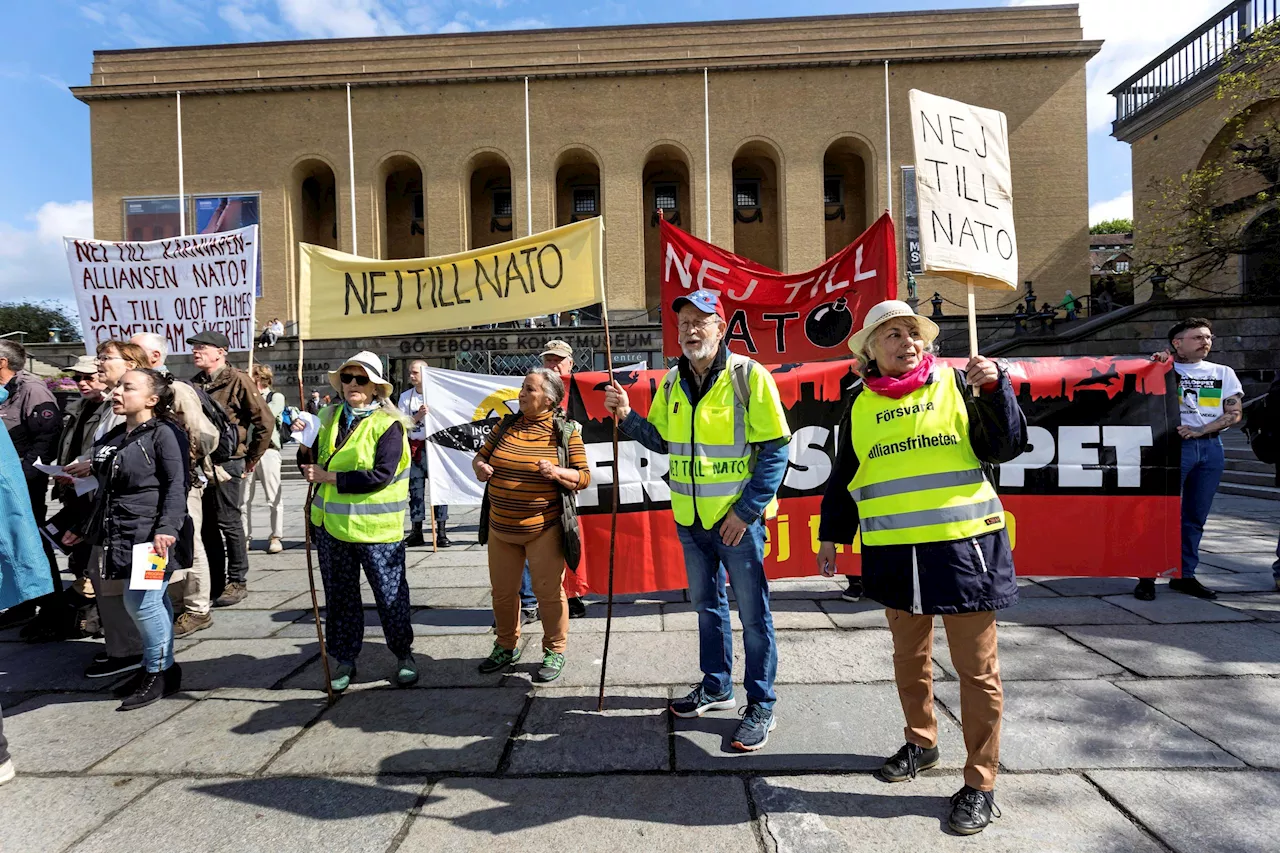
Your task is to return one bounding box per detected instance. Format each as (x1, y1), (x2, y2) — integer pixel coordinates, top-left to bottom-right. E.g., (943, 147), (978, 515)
(597, 294), (620, 712)
(297, 334), (335, 705)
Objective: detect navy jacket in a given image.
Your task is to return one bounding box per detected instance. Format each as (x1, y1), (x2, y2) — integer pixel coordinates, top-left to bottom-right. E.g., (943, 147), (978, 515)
(819, 367), (1028, 615)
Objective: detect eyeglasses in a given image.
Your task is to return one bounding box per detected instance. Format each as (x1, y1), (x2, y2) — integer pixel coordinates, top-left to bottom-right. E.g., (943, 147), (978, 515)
(94, 355), (125, 365)
(339, 373), (371, 386)
(678, 316), (718, 332)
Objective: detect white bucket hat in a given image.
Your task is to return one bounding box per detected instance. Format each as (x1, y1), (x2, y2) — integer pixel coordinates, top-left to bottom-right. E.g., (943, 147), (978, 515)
(329, 350), (393, 399)
(847, 299), (940, 357)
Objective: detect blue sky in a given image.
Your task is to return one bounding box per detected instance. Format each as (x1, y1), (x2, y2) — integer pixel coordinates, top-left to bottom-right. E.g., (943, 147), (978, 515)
(0, 0), (1225, 303)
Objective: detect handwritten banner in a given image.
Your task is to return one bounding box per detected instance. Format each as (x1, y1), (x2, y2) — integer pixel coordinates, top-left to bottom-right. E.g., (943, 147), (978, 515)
(298, 218), (604, 340)
(909, 89), (1018, 290)
(660, 214), (897, 363)
(64, 225), (259, 355)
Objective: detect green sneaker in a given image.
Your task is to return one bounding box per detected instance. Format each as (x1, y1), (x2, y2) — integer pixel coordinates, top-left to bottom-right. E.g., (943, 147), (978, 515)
(330, 662), (356, 693)
(396, 654), (419, 687)
(478, 643), (521, 674)
(535, 650), (565, 683)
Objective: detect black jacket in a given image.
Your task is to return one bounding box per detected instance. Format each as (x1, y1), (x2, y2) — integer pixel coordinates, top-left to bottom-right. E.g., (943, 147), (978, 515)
(819, 367), (1028, 615)
(84, 418), (190, 579)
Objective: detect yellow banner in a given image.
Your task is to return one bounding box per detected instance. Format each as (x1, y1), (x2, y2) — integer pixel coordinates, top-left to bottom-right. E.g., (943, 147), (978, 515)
(298, 218), (604, 339)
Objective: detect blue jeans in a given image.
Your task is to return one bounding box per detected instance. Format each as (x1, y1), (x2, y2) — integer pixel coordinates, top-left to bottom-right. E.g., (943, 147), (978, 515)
(1181, 436), (1225, 579)
(676, 516), (777, 710)
(123, 582), (175, 673)
(519, 565), (537, 610)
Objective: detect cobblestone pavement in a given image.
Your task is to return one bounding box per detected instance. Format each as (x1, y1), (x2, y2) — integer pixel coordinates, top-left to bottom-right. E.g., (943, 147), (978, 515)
(2, 483), (1279, 853)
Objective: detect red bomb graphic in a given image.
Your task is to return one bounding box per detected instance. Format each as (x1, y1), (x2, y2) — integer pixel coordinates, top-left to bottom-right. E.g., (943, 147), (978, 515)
(804, 297), (853, 349)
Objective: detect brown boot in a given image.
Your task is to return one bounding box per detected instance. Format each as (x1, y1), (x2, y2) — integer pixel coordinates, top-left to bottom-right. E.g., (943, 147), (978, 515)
(173, 611), (213, 638)
(214, 583), (248, 607)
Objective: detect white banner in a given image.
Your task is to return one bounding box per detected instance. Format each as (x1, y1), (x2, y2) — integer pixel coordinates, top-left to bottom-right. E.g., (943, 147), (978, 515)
(64, 225), (259, 355)
(908, 90), (1018, 290)
(423, 366), (522, 506)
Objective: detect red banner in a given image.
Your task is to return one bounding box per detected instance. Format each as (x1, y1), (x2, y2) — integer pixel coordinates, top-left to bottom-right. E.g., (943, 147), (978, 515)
(659, 214), (898, 364)
(565, 357), (1180, 594)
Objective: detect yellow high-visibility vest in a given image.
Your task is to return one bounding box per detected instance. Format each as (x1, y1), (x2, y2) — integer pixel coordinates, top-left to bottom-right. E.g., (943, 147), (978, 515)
(848, 371), (1005, 546)
(310, 406), (410, 544)
(648, 354), (791, 529)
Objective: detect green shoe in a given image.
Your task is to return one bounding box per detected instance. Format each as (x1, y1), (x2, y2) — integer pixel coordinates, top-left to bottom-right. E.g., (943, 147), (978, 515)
(535, 650), (565, 683)
(330, 662), (356, 693)
(396, 654), (419, 687)
(478, 643), (521, 674)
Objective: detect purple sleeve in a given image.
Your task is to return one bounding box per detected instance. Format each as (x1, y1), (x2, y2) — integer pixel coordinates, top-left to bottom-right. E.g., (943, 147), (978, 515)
(335, 422), (406, 494)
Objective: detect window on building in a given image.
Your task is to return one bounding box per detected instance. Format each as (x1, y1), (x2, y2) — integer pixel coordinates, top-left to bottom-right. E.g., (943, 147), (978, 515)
(824, 176), (843, 206)
(1114, 260), (1130, 272)
(734, 179), (760, 210)
(654, 182), (678, 211)
(492, 188), (513, 218)
(573, 186), (599, 215)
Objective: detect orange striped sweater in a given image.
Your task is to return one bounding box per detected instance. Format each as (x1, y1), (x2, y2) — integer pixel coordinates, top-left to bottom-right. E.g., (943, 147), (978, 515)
(480, 411), (590, 538)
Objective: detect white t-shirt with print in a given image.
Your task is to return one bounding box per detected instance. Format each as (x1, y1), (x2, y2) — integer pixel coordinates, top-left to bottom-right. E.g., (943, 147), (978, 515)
(1173, 359), (1243, 430)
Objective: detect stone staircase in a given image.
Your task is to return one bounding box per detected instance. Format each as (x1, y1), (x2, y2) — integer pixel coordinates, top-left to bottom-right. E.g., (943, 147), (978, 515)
(1221, 428), (1279, 500)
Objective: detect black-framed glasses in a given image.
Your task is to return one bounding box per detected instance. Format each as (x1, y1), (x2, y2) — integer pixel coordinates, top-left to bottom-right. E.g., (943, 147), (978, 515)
(339, 373), (371, 386)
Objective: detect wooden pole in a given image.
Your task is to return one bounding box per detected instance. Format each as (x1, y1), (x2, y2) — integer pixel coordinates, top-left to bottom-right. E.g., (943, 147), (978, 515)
(967, 281), (980, 396)
(297, 322), (335, 704)
(596, 262), (619, 713)
(421, 371), (439, 554)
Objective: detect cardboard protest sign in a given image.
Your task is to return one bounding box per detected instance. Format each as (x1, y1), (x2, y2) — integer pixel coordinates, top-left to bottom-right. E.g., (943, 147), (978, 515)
(64, 225), (259, 356)
(298, 218), (604, 340)
(660, 214), (897, 363)
(909, 90), (1017, 290)
(563, 357), (1178, 594)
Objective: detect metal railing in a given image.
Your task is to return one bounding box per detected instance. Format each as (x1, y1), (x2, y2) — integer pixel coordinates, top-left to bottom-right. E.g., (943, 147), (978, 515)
(1111, 0), (1279, 128)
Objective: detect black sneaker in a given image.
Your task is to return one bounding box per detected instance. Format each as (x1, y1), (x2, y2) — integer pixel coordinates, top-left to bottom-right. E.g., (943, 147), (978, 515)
(112, 670), (145, 698)
(731, 703), (776, 752)
(478, 643), (522, 673)
(85, 655), (143, 679)
(949, 785), (1000, 835)
(1133, 578), (1156, 601)
(878, 742), (940, 782)
(117, 663), (181, 712)
(841, 577), (864, 603)
(567, 597), (587, 618)
(670, 684), (736, 718)
(1169, 577), (1218, 600)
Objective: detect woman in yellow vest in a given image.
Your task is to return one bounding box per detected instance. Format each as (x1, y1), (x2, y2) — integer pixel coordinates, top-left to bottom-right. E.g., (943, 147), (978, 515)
(816, 301), (1027, 836)
(298, 351), (415, 693)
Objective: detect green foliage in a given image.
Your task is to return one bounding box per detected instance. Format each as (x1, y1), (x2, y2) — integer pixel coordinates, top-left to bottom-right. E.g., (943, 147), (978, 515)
(0, 301), (82, 342)
(1089, 219), (1133, 235)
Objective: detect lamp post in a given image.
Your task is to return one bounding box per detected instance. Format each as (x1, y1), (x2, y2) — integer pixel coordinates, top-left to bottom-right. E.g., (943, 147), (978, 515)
(930, 292), (944, 318)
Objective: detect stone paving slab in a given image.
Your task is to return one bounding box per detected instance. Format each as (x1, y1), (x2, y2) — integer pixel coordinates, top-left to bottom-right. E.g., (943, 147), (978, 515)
(404, 565), (491, 588)
(1088, 770), (1280, 853)
(1062, 623), (1280, 676)
(750, 773), (1164, 852)
(556, 602), (662, 633)
(506, 687), (670, 774)
(275, 606), (496, 638)
(241, 570), (323, 591)
(1117, 677), (1280, 767)
(1215, 592), (1280, 621)
(774, 629), (899, 683)
(932, 626), (1126, 681)
(0, 641), (125, 693)
(191, 608), (310, 639)
(67, 776), (425, 853)
(1034, 576), (1150, 597)
(1198, 571), (1279, 593)
(237, 587), (327, 610)
(1199, 541), (1276, 560)
(505, 629), (713, 690)
(399, 776), (756, 853)
(281, 635), (529, 692)
(266, 688), (526, 775)
(661, 599), (835, 632)
(935, 680), (1241, 770)
(93, 689), (327, 776)
(173, 638), (319, 690)
(3, 692), (195, 772)
(280, 586), (494, 609)
(1100, 594), (1253, 624)
(819, 598), (891, 628)
(0, 775), (153, 853)
(1013, 578), (1061, 597)
(674, 683), (964, 772)
(996, 597), (1149, 626)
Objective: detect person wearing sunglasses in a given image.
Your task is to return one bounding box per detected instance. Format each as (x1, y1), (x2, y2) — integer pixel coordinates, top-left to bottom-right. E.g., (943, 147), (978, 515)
(296, 351), (416, 692)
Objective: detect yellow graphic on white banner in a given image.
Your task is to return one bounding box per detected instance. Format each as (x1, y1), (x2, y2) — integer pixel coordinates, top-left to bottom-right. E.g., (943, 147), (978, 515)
(298, 218), (604, 339)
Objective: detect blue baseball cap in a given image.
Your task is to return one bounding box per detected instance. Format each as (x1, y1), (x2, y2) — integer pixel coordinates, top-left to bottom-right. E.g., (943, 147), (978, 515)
(671, 288), (726, 320)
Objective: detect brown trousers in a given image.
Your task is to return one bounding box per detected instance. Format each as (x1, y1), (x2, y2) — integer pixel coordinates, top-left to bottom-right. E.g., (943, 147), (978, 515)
(886, 608), (1003, 791)
(488, 525), (568, 653)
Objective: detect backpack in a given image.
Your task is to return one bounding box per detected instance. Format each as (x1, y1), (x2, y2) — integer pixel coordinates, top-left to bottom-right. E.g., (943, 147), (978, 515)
(266, 390), (289, 446)
(477, 410), (583, 571)
(186, 383), (240, 464)
(661, 352), (753, 413)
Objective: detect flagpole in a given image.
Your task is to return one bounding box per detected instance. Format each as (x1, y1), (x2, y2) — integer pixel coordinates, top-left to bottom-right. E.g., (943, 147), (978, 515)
(703, 68), (712, 241)
(884, 61), (893, 216)
(176, 91), (186, 236)
(596, 219), (619, 713)
(346, 83), (358, 255)
(524, 77), (533, 237)
(421, 368), (439, 554)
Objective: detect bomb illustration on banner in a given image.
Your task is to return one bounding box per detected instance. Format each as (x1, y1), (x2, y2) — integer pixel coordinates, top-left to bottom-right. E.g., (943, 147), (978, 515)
(804, 297), (853, 348)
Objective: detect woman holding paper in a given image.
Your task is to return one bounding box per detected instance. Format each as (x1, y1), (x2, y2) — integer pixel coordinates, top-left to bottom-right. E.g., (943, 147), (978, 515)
(815, 300), (1026, 836)
(64, 368), (190, 711)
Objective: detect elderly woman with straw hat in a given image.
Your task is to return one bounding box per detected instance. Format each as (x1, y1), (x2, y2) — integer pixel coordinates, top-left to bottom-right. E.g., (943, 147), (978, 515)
(296, 351), (416, 692)
(816, 300), (1027, 836)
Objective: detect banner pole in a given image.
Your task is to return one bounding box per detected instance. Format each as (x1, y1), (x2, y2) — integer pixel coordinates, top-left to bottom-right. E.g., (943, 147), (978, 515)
(297, 334), (335, 706)
(422, 372), (438, 554)
(176, 91), (186, 236)
(524, 77), (533, 238)
(884, 61), (892, 216)
(967, 280), (981, 396)
(596, 223), (618, 713)
(703, 68), (712, 241)
(346, 83), (358, 256)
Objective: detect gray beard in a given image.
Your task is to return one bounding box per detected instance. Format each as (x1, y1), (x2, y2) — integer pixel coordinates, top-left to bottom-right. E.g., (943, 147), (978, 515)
(683, 339), (718, 363)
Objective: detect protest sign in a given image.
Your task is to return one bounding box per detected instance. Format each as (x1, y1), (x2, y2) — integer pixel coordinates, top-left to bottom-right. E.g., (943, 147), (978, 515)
(298, 218), (604, 340)
(908, 89), (1018, 291)
(64, 225), (259, 356)
(659, 215), (897, 363)
(422, 367), (522, 506)
(560, 357), (1178, 594)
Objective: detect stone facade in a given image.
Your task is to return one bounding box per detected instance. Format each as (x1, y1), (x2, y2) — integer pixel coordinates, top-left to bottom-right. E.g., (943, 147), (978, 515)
(74, 5), (1098, 335)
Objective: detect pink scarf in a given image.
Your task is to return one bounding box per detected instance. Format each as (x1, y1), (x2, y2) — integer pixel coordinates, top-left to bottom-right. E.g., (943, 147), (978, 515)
(863, 352), (936, 400)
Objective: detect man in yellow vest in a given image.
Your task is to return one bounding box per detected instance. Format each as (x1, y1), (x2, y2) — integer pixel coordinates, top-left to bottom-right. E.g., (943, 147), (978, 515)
(605, 289), (791, 751)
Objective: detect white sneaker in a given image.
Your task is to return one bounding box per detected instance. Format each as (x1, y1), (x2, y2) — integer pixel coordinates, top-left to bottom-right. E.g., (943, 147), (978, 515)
(267, 537), (283, 554)
(0, 759), (15, 786)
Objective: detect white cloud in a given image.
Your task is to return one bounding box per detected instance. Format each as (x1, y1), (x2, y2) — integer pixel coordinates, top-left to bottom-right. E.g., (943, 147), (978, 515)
(0, 201), (93, 303)
(275, 0), (408, 38)
(1089, 190), (1133, 225)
